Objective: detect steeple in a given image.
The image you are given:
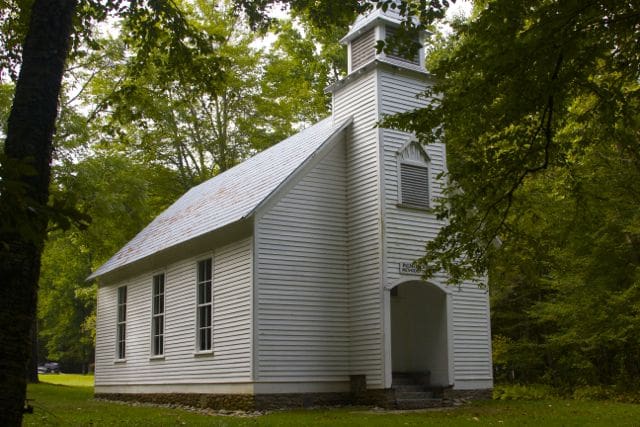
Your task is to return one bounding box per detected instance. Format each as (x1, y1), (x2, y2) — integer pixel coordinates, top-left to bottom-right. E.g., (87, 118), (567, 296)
(340, 4), (427, 76)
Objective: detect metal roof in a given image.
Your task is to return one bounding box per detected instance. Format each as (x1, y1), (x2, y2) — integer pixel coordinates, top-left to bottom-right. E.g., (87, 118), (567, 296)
(341, 2), (409, 44)
(89, 116), (351, 280)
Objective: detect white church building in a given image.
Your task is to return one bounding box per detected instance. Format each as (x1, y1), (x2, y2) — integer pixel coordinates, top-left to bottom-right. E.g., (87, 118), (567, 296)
(90, 7), (493, 410)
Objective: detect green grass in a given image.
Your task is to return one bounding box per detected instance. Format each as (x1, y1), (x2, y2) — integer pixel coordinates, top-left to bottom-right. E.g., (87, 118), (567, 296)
(24, 379), (640, 426)
(38, 373), (94, 387)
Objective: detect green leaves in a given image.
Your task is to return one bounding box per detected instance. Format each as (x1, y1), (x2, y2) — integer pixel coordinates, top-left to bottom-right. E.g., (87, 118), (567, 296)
(384, 0), (640, 285)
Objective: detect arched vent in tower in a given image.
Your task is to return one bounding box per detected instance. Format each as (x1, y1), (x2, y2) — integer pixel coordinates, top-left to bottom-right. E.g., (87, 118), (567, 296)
(397, 141), (431, 209)
(351, 28), (376, 71)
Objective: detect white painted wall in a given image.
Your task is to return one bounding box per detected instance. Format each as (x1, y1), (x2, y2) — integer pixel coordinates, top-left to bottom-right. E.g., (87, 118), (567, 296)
(332, 68), (386, 388)
(451, 282), (493, 389)
(255, 140), (350, 383)
(95, 237), (253, 390)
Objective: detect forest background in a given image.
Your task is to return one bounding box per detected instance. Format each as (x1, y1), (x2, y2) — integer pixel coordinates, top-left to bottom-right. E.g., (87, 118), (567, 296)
(1, 0), (639, 405)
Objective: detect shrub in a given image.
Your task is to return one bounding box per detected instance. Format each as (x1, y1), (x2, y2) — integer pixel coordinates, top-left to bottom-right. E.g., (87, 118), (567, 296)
(572, 386), (613, 401)
(493, 384), (557, 400)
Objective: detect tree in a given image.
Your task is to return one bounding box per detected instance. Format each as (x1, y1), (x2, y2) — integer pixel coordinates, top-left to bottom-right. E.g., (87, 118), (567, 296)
(258, 18), (342, 134)
(99, 2), (266, 188)
(0, 0), (218, 423)
(490, 135), (640, 389)
(384, 0), (640, 285)
(0, 2), (78, 423)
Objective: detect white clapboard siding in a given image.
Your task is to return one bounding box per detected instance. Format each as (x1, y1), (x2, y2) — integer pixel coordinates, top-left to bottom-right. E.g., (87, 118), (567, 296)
(95, 237), (253, 386)
(255, 141), (349, 382)
(451, 282), (493, 387)
(379, 68), (440, 293)
(332, 68), (385, 388)
(379, 68), (492, 388)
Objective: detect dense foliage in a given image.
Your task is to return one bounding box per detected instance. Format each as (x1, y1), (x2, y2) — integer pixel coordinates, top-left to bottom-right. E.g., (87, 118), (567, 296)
(384, 0), (640, 390)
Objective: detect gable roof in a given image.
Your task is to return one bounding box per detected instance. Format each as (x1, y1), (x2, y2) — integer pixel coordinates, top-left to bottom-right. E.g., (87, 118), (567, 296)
(89, 116), (352, 280)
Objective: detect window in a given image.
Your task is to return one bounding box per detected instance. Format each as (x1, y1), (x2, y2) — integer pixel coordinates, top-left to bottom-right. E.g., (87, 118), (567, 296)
(398, 141), (431, 209)
(196, 259), (213, 352)
(116, 286), (127, 360)
(151, 274), (165, 356)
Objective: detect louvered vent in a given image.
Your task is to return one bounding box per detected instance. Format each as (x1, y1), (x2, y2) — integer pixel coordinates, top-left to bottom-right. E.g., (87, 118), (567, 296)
(351, 28), (376, 71)
(385, 26), (420, 65)
(400, 163), (429, 208)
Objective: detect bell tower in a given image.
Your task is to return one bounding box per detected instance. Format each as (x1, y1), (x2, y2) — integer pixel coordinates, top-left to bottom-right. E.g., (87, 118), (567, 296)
(341, 5), (427, 75)
(326, 5), (441, 390)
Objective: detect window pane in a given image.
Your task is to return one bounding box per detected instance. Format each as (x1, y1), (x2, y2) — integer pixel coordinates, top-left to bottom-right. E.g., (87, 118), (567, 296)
(199, 329), (207, 351)
(205, 259), (212, 281)
(198, 261), (205, 283)
(198, 283), (205, 305)
(206, 306), (212, 327)
(205, 283), (212, 303)
(198, 306), (208, 327)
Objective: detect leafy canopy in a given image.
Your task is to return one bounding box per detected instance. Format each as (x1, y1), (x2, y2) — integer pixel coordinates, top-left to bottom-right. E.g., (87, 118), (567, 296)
(385, 0), (640, 284)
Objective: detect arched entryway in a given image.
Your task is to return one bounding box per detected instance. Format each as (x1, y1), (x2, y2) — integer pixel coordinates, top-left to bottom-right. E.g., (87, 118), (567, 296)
(390, 281), (450, 387)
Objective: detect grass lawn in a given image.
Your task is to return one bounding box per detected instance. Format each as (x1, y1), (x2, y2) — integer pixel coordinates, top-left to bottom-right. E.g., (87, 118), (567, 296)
(37, 373), (95, 387)
(24, 376), (640, 426)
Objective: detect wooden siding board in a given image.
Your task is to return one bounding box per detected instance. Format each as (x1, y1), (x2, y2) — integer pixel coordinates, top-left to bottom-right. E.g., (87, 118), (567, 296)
(451, 282), (493, 385)
(256, 140), (350, 382)
(333, 69), (386, 388)
(94, 237), (253, 386)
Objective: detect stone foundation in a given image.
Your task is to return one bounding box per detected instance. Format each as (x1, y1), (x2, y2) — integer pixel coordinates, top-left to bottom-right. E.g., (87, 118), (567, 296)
(96, 387), (492, 411)
(95, 392), (352, 411)
(95, 392), (256, 411)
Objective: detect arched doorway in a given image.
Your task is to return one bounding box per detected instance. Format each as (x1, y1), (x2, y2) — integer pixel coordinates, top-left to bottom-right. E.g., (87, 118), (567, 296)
(390, 281), (450, 386)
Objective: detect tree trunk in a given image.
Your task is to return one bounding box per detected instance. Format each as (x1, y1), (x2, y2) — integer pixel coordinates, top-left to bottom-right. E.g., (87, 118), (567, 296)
(0, 1), (77, 425)
(26, 320), (39, 384)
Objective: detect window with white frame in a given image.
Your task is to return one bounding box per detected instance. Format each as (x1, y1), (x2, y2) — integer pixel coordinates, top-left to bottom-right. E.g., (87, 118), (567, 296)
(196, 258), (213, 352)
(398, 141), (431, 209)
(151, 274), (165, 356)
(116, 286), (127, 360)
